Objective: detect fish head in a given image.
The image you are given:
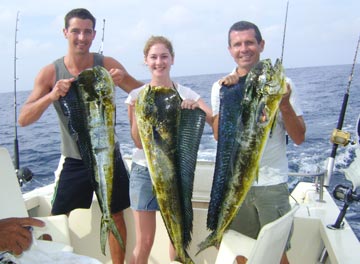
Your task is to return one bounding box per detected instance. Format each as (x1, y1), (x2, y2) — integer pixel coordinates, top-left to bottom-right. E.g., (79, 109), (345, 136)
(135, 85), (181, 157)
(248, 59), (286, 96)
(244, 59), (287, 127)
(136, 85), (181, 125)
(244, 59), (272, 101)
(260, 59), (287, 125)
(77, 66), (115, 109)
(264, 58), (287, 96)
(77, 68), (98, 100)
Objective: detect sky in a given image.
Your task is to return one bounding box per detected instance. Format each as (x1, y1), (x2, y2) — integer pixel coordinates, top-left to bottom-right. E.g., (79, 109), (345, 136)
(0, 0), (359, 93)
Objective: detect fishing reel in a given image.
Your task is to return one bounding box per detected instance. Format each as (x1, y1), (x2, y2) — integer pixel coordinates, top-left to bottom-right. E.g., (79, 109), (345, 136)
(333, 184), (360, 204)
(327, 184), (360, 230)
(16, 167), (33, 186)
(330, 129), (352, 146)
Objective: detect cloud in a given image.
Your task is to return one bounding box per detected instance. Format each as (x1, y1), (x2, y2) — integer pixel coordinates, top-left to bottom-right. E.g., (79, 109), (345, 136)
(0, 0), (360, 93)
(161, 5), (193, 28)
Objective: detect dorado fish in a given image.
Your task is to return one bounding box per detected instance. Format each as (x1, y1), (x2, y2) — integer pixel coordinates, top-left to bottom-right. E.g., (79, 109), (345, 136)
(198, 58), (287, 252)
(135, 85), (205, 264)
(59, 65), (125, 255)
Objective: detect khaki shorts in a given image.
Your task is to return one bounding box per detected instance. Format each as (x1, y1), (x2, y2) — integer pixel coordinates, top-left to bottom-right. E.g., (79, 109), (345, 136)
(229, 183), (291, 242)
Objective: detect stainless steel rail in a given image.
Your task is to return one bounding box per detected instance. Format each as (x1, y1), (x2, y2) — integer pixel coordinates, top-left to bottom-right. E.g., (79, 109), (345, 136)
(289, 170), (327, 202)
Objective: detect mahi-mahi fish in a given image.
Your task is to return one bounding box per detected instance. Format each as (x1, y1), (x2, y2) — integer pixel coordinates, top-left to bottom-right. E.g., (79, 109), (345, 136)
(198, 58), (287, 252)
(59, 65), (125, 255)
(135, 85), (206, 264)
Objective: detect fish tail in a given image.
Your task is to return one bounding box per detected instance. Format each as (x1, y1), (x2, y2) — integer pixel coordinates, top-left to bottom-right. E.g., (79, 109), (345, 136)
(175, 248), (195, 264)
(109, 217), (125, 251)
(100, 217), (108, 255)
(100, 215), (125, 255)
(184, 250), (195, 264)
(196, 231), (221, 256)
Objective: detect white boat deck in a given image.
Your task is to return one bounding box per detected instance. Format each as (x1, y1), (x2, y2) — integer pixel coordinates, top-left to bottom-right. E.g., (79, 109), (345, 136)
(21, 161), (360, 264)
(288, 182), (360, 264)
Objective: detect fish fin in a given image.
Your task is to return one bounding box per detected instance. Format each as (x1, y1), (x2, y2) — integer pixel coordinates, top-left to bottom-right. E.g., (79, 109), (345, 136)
(109, 217), (125, 251)
(58, 80), (78, 117)
(196, 231), (221, 256)
(207, 83), (244, 230)
(178, 108), (206, 248)
(100, 216), (126, 256)
(269, 110), (279, 138)
(59, 97), (70, 117)
(100, 216), (108, 255)
(175, 249), (195, 264)
(152, 126), (163, 146)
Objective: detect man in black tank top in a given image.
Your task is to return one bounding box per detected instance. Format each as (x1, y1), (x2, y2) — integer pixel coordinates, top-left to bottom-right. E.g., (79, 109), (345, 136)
(18, 8), (143, 264)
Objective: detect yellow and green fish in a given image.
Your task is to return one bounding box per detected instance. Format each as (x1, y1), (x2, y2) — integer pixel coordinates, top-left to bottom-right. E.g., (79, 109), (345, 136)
(198, 59), (287, 253)
(60, 66), (126, 255)
(135, 85), (206, 264)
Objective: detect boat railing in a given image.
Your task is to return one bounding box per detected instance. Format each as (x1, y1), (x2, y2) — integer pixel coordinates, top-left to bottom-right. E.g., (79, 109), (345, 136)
(289, 170), (327, 202)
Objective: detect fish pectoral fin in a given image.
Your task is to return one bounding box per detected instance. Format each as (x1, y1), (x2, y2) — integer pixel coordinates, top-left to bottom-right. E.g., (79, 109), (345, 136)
(257, 102), (271, 126)
(102, 216), (126, 252)
(94, 146), (108, 154)
(268, 110), (279, 137)
(152, 126), (165, 146)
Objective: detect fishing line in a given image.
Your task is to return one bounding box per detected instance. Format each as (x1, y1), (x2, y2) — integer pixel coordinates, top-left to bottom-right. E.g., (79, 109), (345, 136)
(280, 1), (289, 144)
(325, 33), (360, 186)
(280, 0), (289, 63)
(98, 19), (106, 55)
(97, 19), (119, 128)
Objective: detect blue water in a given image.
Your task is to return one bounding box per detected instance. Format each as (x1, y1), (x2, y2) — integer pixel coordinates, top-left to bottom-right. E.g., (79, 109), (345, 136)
(0, 64), (359, 240)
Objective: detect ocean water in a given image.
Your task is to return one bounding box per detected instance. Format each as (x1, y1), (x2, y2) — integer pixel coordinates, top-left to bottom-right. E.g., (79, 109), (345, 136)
(0, 64), (359, 240)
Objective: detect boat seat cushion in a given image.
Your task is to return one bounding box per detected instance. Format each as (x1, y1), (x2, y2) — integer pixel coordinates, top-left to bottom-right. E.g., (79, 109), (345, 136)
(215, 204), (299, 264)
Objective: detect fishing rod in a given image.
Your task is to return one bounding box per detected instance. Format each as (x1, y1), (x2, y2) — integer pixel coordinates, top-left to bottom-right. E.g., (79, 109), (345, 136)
(325, 34), (360, 186)
(98, 19), (106, 54)
(13, 11), (20, 172)
(280, 0), (289, 63)
(281, 1), (289, 144)
(13, 11), (33, 186)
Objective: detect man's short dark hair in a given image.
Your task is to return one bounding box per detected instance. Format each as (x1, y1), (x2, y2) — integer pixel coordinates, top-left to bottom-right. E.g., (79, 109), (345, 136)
(64, 8), (96, 29)
(228, 21), (262, 46)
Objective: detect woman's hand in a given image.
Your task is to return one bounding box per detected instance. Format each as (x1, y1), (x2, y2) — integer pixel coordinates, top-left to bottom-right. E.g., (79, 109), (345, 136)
(181, 99), (199, 109)
(219, 73), (239, 86)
